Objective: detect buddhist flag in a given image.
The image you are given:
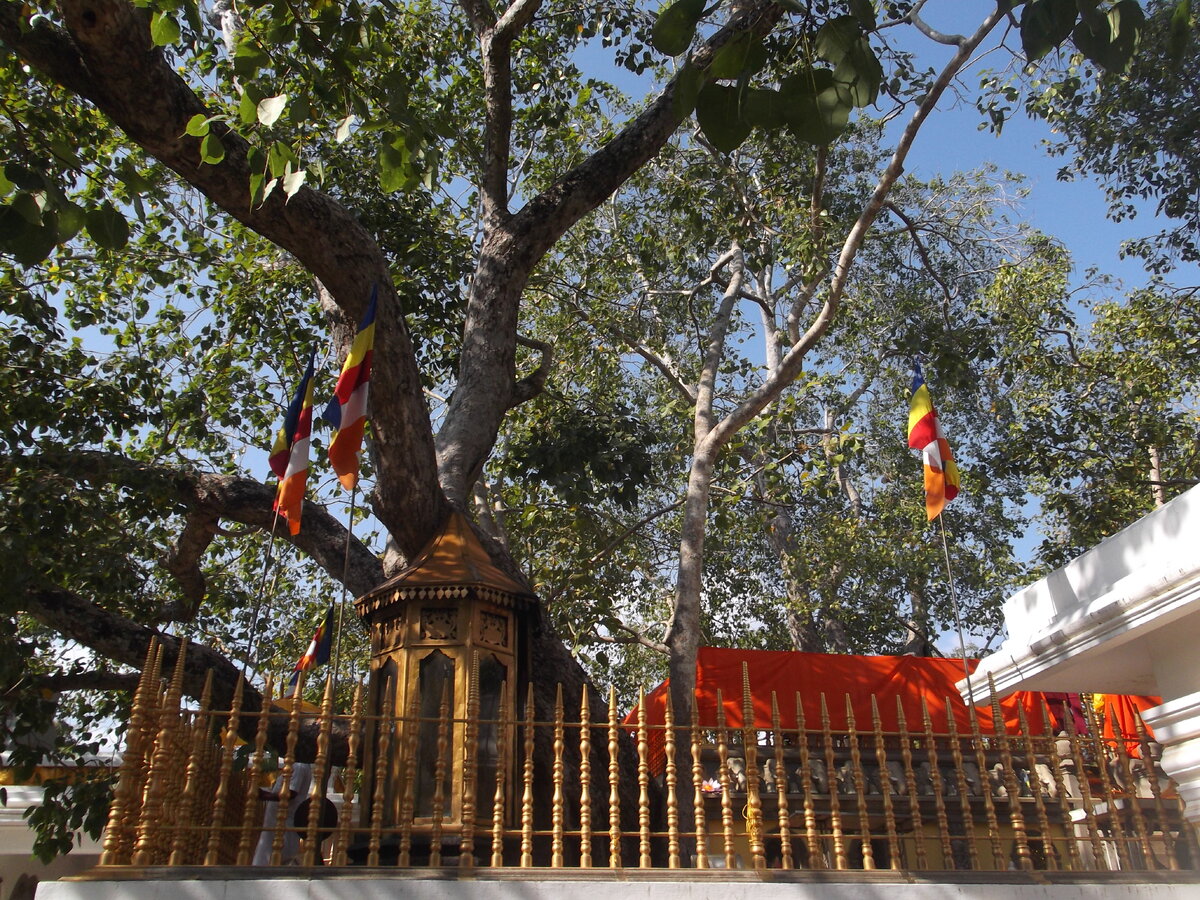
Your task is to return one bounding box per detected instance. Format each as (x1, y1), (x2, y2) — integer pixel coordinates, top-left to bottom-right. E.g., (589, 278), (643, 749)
(907, 361), (960, 521)
(288, 605), (333, 690)
(269, 352), (315, 535)
(322, 287), (377, 490)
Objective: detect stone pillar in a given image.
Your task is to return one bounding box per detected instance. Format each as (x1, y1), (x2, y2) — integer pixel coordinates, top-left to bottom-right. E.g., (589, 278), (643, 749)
(1141, 690), (1200, 824)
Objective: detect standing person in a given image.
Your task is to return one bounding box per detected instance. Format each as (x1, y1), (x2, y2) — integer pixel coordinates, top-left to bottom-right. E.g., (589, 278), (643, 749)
(253, 760), (313, 865)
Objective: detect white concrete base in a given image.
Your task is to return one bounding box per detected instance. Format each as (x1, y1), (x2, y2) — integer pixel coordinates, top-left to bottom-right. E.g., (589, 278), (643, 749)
(35, 872), (1200, 900)
(1142, 691), (1200, 824)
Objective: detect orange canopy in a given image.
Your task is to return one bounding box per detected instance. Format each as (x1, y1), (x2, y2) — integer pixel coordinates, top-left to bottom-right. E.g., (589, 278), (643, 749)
(630, 647), (1078, 737)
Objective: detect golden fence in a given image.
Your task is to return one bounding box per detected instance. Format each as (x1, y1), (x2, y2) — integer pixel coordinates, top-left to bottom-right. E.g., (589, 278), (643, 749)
(98, 639), (1199, 873)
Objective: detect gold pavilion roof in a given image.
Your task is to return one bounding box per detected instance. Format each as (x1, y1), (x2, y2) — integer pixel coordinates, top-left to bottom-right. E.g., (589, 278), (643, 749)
(355, 512), (537, 620)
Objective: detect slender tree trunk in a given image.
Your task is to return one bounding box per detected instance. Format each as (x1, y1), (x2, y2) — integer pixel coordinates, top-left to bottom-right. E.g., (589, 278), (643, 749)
(1149, 445), (1167, 507)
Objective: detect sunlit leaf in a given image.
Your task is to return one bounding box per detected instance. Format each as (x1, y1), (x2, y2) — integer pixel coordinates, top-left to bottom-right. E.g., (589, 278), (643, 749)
(149, 12), (180, 47)
(256, 94), (289, 127)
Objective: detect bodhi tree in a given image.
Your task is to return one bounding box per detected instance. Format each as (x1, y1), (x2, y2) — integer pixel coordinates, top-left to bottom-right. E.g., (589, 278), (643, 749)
(0, 0), (1152, 856)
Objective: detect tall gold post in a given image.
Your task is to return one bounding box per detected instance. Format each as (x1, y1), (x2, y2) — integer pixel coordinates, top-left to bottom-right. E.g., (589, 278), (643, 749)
(987, 681), (1030, 871)
(663, 689), (680, 868)
(366, 688), (393, 867)
(553, 683), (567, 867)
(965, 696), (1003, 866)
(268, 675), (307, 866)
(578, 688), (593, 868)
(636, 687), (651, 868)
(819, 693), (846, 869)
(715, 690), (737, 870)
(398, 689), (420, 866)
(607, 685), (622, 869)
(690, 698), (708, 869)
(1109, 707), (1154, 866)
(236, 676), (275, 865)
(845, 694), (874, 870)
(943, 697), (978, 870)
(1038, 701), (1082, 871)
(204, 675), (246, 865)
(741, 664), (765, 870)
(170, 671), (214, 865)
(461, 656), (481, 871)
(521, 682), (536, 868)
(301, 673), (337, 867)
(1062, 701), (1107, 869)
(771, 694), (793, 869)
(429, 679), (453, 866)
(918, 697), (952, 869)
(330, 681), (365, 866)
(795, 693), (823, 869)
(895, 698), (927, 870)
(1081, 695), (1130, 869)
(491, 681), (511, 868)
(101, 638), (161, 866)
(134, 639), (189, 866)
(870, 697), (901, 870)
(1132, 711), (1177, 870)
(1015, 703), (1056, 870)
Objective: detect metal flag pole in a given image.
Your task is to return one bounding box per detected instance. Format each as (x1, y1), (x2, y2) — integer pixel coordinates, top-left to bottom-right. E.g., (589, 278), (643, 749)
(244, 506), (284, 684)
(937, 510), (976, 710)
(331, 485), (357, 696)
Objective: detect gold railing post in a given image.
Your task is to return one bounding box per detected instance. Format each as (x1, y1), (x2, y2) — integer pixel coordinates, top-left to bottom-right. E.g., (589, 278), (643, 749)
(1109, 707), (1154, 866)
(987, 680), (1030, 871)
(301, 673), (336, 867)
(895, 698), (927, 870)
(366, 688), (393, 867)
(235, 676), (275, 866)
(330, 682), (365, 866)
(101, 638), (161, 866)
(795, 693), (823, 869)
(870, 697), (901, 870)
(636, 687), (651, 867)
(714, 689), (737, 870)
(742, 664), (765, 870)
(845, 695), (874, 870)
(170, 671), (214, 865)
(820, 693), (846, 869)
(771, 693), (793, 870)
(553, 683), (567, 867)
(429, 678), (453, 866)
(943, 697), (978, 870)
(606, 685), (622, 869)
(578, 688), (593, 868)
(1038, 701), (1082, 871)
(663, 688), (680, 868)
(461, 655), (481, 871)
(398, 689), (420, 866)
(1062, 699), (1107, 869)
(1016, 703), (1056, 870)
(1081, 695), (1131, 869)
(1132, 711), (1178, 869)
(133, 639), (189, 866)
(268, 675), (307, 866)
(919, 697), (952, 869)
(965, 696), (1003, 866)
(520, 682), (536, 867)
(690, 698), (708, 869)
(204, 671), (246, 865)
(491, 681), (511, 868)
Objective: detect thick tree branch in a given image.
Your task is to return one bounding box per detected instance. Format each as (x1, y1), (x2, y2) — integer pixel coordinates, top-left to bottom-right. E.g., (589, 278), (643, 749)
(509, 334), (554, 408)
(0, 0), (444, 557)
(5, 671), (142, 696)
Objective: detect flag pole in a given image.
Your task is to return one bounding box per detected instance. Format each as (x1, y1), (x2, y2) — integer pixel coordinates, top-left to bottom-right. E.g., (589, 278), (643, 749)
(332, 485), (357, 693)
(937, 511), (976, 709)
(244, 507), (284, 684)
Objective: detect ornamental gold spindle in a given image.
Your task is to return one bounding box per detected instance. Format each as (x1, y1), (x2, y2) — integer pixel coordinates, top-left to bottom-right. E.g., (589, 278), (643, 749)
(771, 694), (792, 870)
(578, 689), (594, 868)
(918, 697), (952, 869)
(134, 639), (189, 866)
(170, 670), (214, 865)
(690, 698), (708, 869)
(663, 689), (680, 868)
(553, 683), (567, 868)
(741, 664), (765, 871)
(870, 697), (901, 870)
(1109, 707), (1153, 866)
(845, 695), (874, 870)
(300, 673), (337, 867)
(965, 695), (1003, 866)
(521, 682), (536, 868)
(366, 688), (393, 867)
(398, 689), (421, 866)
(606, 685), (622, 869)
(1062, 699), (1107, 869)
(1081, 694), (1130, 869)
(795, 693), (822, 869)
(461, 655), (481, 871)
(269, 675), (307, 866)
(636, 687), (651, 868)
(819, 693), (846, 870)
(714, 690), (736, 870)
(1132, 710), (1176, 870)
(987, 681), (1030, 871)
(1038, 701), (1082, 871)
(236, 676), (275, 865)
(942, 697), (978, 870)
(205, 670), (245, 865)
(895, 699), (927, 870)
(1016, 703), (1056, 870)
(101, 638), (160, 866)
(491, 681), (511, 868)
(331, 681), (365, 866)
(429, 678), (452, 867)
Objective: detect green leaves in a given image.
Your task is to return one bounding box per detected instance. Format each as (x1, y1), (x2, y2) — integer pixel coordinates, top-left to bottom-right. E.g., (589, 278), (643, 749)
(1072, 0), (1146, 71)
(149, 12), (181, 47)
(1021, 0), (1078, 62)
(256, 94), (289, 127)
(651, 0), (705, 56)
(84, 202), (130, 251)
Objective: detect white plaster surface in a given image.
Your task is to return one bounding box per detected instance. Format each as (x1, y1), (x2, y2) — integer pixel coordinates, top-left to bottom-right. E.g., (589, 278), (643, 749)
(34, 875), (1200, 900)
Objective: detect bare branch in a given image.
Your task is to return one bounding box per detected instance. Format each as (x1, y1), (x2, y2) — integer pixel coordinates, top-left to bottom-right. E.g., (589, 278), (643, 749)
(884, 201), (955, 323)
(509, 334), (555, 407)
